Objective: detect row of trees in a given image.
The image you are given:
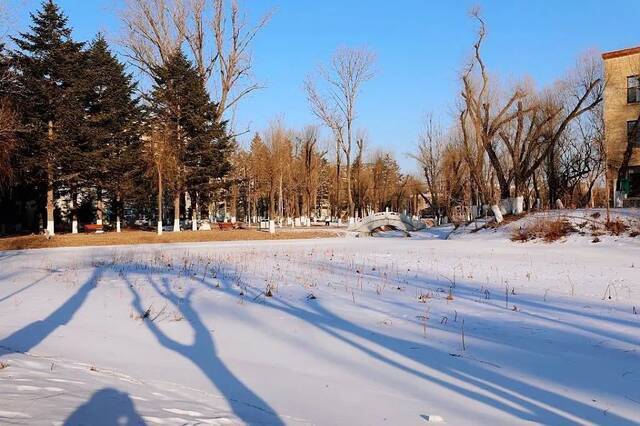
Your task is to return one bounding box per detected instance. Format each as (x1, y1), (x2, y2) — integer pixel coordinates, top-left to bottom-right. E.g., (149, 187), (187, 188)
(0, 0), (266, 235)
(227, 123), (422, 223)
(0, 1), (415, 236)
(1, 3), (615, 235)
(414, 10), (606, 221)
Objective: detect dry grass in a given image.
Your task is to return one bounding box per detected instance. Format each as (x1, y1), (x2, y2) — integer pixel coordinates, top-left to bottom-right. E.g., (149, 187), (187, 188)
(511, 218), (575, 243)
(604, 219), (629, 236)
(0, 228), (340, 251)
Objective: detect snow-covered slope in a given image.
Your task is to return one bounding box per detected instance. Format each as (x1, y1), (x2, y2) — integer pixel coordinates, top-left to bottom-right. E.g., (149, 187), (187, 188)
(0, 236), (639, 425)
(451, 208), (640, 246)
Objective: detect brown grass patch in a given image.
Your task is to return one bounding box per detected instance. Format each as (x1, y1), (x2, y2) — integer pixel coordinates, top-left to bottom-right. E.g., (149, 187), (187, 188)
(0, 228), (340, 251)
(604, 219), (628, 236)
(511, 218), (575, 243)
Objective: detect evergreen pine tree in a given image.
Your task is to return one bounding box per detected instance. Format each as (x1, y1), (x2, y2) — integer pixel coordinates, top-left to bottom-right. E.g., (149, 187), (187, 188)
(0, 42), (18, 190)
(150, 50), (230, 231)
(11, 0), (87, 235)
(84, 34), (142, 232)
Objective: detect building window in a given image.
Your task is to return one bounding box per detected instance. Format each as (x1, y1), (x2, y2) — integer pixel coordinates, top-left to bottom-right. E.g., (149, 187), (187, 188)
(627, 120), (640, 145)
(628, 75), (640, 103)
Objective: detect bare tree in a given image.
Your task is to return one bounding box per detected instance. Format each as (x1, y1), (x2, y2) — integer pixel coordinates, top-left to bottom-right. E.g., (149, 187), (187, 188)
(211, 0), (272, 125)
(298, 126), (325, 218)
(121, 0), (271, 129)
(305, 47), (376, 218)
(461, 10), (527, 202)
(411, 114), (445, 214)
(121, 0), (187, 74)
(142, 128), (177, 234)
(462, 10), (603, 214)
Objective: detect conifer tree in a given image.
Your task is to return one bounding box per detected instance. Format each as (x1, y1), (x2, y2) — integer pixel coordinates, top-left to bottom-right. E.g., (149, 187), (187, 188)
(149, 50), (230, 232)
(84, 34), (142, 232)
(0, 42), (17, 188)
(11, 0), (86, 235)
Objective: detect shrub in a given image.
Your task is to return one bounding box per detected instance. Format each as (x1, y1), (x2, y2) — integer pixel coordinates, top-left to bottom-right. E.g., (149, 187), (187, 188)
(542, 219), (575, 242)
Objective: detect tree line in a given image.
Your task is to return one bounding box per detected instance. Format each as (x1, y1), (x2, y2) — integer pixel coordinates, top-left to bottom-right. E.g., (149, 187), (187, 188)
(0, 1), (235, 235)
(0, 1), (420, 236)
(0, 2), (613, 236)
(414, 10), (606, 222)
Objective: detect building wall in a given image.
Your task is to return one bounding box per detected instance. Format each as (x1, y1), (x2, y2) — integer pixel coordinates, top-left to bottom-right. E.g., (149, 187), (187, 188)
(603, 51), (640, 180)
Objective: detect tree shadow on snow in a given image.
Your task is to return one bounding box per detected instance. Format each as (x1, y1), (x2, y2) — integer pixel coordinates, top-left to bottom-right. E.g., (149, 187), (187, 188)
(123, 273), (284, 426)
(0, 267), (102, 354)
(3, 253), (637, 425)
(203, 262), (638, 425)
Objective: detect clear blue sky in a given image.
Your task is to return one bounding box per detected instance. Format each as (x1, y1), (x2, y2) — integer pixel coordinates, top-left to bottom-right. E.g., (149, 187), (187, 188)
(11, 0), (640, 172)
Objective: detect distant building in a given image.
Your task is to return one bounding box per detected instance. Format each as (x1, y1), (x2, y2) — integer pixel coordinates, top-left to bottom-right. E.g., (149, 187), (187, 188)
(602, 47), (640, 206)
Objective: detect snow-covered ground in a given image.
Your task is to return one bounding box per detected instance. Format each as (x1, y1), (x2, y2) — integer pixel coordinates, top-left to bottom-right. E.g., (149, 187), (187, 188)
(0, 233), (639, 425)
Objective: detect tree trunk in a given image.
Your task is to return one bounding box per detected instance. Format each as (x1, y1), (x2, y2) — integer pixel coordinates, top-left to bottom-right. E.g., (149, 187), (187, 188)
(71, 187), (78, 234)
(116, 191), (122, 233)
(192, 197), (198, 231)
(173, 193), (180, 232)
(157, 166), (163, 235)
(345, 153), (354, 218)
(46, 121), (55, 236)
(335, 146), (341, 219)
(96, 187), (104, 226)
(491, 204), (503, 223)
(278, 172), (283, 219)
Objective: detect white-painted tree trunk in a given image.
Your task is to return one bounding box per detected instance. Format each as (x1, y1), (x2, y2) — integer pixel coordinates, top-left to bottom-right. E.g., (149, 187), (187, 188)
(157, 221), (163, 235)
(173, 195), (180, 232)
(46, 186), (55, 236)
(555, 199), (564, 209)
(116, 192), (122, 232)
(499, 198), (512, 216)
(192, 207), (197, 231)
(513, 196), (524, 215)
(491, 204), (504, 223)
(46, 122), (55, 236)
(71, 191), (78, 234)
(96, 189), (103, 226)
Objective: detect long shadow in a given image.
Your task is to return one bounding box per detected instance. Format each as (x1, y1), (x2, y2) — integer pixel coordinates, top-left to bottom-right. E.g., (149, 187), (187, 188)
(0, 251), (18, 263)
(0, 268), (102, 354)
(322, 259), (640, 345)
(124, 272), (284, 425)
(203, 261), (638, 425)
(64, 388), (147, 426)
(4, 250), (635, 424)
(0, 272), (50, 304)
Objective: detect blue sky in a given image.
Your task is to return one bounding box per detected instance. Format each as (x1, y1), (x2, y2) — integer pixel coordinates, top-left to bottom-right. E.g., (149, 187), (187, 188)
(11, 0), (640, 172)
